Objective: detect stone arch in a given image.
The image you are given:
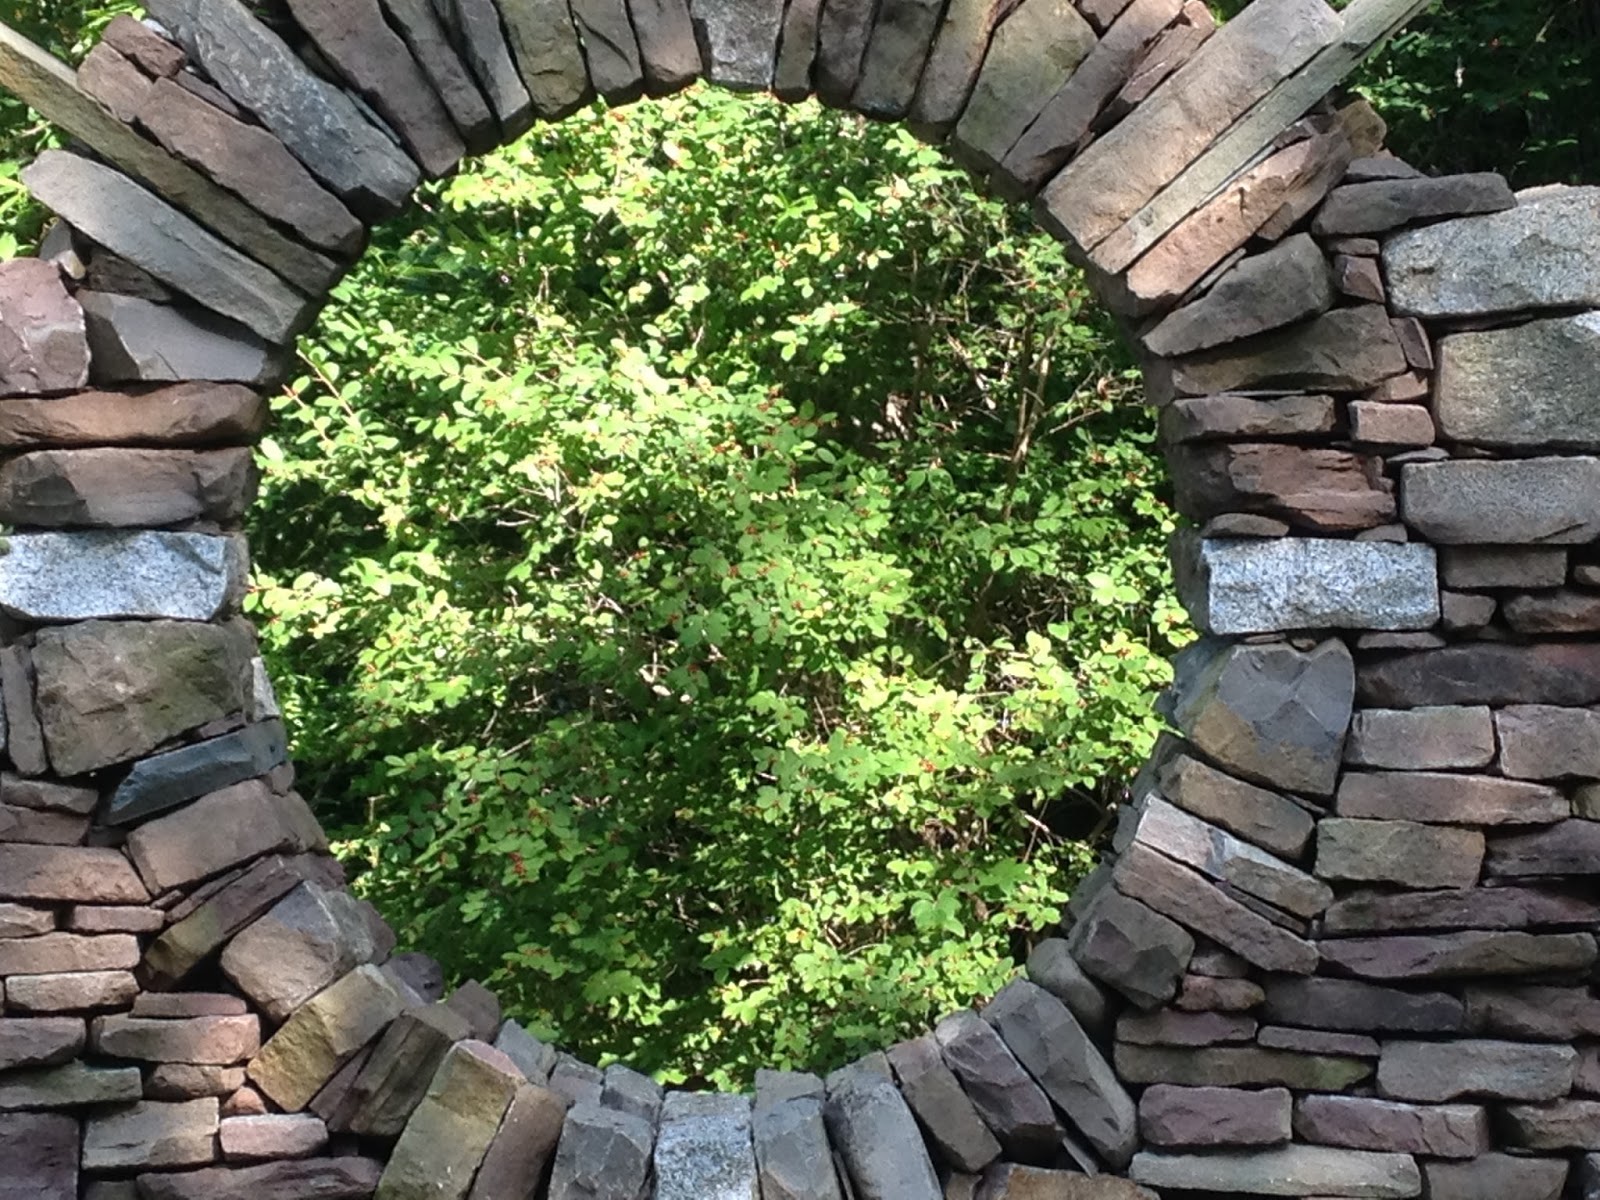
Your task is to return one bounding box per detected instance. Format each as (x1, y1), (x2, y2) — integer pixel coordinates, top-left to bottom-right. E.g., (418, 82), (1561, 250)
(0, 0), (1598, 1197)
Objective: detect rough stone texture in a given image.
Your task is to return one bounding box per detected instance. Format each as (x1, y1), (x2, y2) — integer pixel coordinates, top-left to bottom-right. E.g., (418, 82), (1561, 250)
(0, 1061), (142, 1110)
(1262, 978), (1463, 1036)
(933, 1010), (1063, 1164)
(0, 844), (148, 904)
(629, 0), (702, 96)
(906, 0), (1014, 138)
(1324, 884), (1600, 935)
(1066, 887), (1193, 1010)
(142, 0), (421, 216)
(134, 1157), (385, 1200)
(950, 0), (1097, 174)
(1358, 643), (1600, 708)
(90, 1014), (260, 1065)
(1504, 588), (1600, 634)
(494, 1020), (557, 1084)
(1293, 1095), (1487, 1158)
(0, 1019), (85, 1073)
(375, 1041), (522, 1200)
(1139, 1084), (1290, 1148)
(0, 931), (140, 976)
(1466, 986), (1600, 1039)
(568, 0), (646, 103)
(0, 446), (257, 529)
(1155, 752), (1312, 860)
(770, 0), (821, 100)
(1160, 393), (1338, 443)
(1313, 173), (1515, 235)
(1129, 1145), (1421, 1198)
(823, 1063), (941, 1200)
(600, 1066), (663, 1125)
(445, 0), (534, 134)
(328, 1003), (472, 1136)
(852, 0), (946, 119)
(1385, 185), (1600, 317)
(689, 0), (784, 91)
(1144, 235), (1333, 357)
(0, 644), (48, 776)
(101, 14), (185, 76)
(1486, 820), (1600, 877)
(248, 965), (411, 1113)
(1345, 706), (1495, 770)
(1378, 1040), (1577, 1103)
(82, 1098), (218, 1170)
(126, 782), (324, 895)
(107, 721), (288, 827)
(1168, 636), (1353, 797)
(76, 292), (281, 387)
(379, 0), (496, 151)
(813, 0), (876, 107)
(0, 1111), (77, 1200)
(545, 1102), (654, 1200)
(1423, 1154), (1568, 1200)
(5, 972), (140, 1013)
(1024, 939), (1110, 1035)
(0, 531), (247, 623)
(467, 1081), (567, 1200)
(974, 1166), (1158, 1198)
(752, 1078), (840, 1200)
(1503, 1101), (1600, 1151)
(1316, 819), (1484, 889)
(1157, 306), (1407, 397)
(885, 1035), (1000, 1172)
(654, 1092), (759, 1200)
(221, 881), (388, 1021)
(135, 79), (363, 259)
(1337, 771), (1567, 826)
(1319, 930), (1597, 981)
(1170, 445), (1394, 535)
(218, 1113), (328, 1162)
(23, 152), (315, 344)
(0, 258), (88, 398)
(1175, 535), (1438, 635)
(1496, 704), (1600, 778)
(1435, 314), (1600, 451)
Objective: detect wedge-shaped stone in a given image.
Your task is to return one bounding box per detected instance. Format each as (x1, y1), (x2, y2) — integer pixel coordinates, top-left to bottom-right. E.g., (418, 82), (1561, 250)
(78, 293), (283, 387)
(1323, 885), (1600, 936)
(136, 1158), (385, 1200)
(1144, 234), (1333, 357)
(1115, 842), (1315, 976)
(907, 0), (1015, 138)
(0, 845), (149, 904)
(0, 446), (257, 529)
(983, 979), (1139, 1169)
(1378, 1040), (1576, 1103)
(885, 1036), (999, 1173)
(545, 1102), (654, 1200)
(108, 721), (288, 827)
(1314, 173), (1514, 236)
(0, 259), (87, 398)
(1114, 1044), (1371, 1091)
(380, 0), (496, 151)
(1155, 752), (1312, 860)
(600, 1066), (662, 1127)
(568, 0), (646, 104)
(688, 0), (783, 91)
(1158, 306), (1406, 397)
(950, 0), (1096, 173)
(468, 1081), (567, 1200)
(1038, 0), (1339, 256)
(1386, 185), (1600, 317)
(143, 0), (420, 216)
(1486, 820), (1600, 877)
(1316, 819), (1483, 890)
(1319, 931), (1597, 982)
(92, 1015), (259, 1066)
(1169, 636), (1353, 797)
(23, 152), (315, 344)
(444, 0), (534, 134)
(250, 965), (410, 1113)
(376, 1041), (523, 1200)
(1263, 977), (1463, 1034)
(1175, 536), (1437, 636)
(934, 1010), (1062, 1164)
(1066, 887), (1193, 1010)
(0, 798), (87, 844)
(1129, 1145), (1421, 1198)
(824, 1063), (941, 1200)
(852, 0), (945, 119)
(0, 531), (246, 624)
(1337, 771), (1567, 826)
(127, 782), (325, 895)
(328, 1003), (471, 1136)
(1501, 1100), (1600, 1151)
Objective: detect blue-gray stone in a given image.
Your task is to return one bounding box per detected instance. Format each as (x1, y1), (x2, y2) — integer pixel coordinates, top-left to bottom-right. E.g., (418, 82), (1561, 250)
(106, 720), (287, 827)
(0, 531), (247, 623)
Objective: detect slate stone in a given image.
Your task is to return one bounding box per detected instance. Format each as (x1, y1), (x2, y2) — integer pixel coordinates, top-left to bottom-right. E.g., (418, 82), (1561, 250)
(852, 0), (945, 119)
(107, 720), (287, 828)
(83, 1097), (219, 1170)
(134, 79), (364, 259)
(380, 0), (496, 151)
(0, 844), (148, 904)
(689, 0), (784, 91)
(0, 259), (88, 398)
(950, 0), (1097, 174)
(933, 1010), (1063, 1164)
(1066, 887), (1193, 1010)
(1337, 770), (1567, 826)
(23, 152), (315, 344)
(1358, 643), (1600, 709)
(569, 0), (646, 103)
(813, 0), (876, 107)
(466, 1081), (567, 1200)
(1129, 1146), (1420, 1198)
(1505, 588), (1600, 634)
(135, 993), (251, 1019)
(1293, 1095), (1486, 1158)
(1154, 752), (1312, 860)
(629, 0), (702, 95)
(1467, 985), (1600, 1040)
(1113, 1044), (1371, 1091)
(1323, 885), (1600, 936)
(0, 644), (47, 776)
(1144, 235), (1333, 357)
(974, 1166), (1158, 1198)
(601, 1065), (664, 1125)
(0, 1018), (85, 1072)
(1169, 443), (1395, 533)
(1313, 172), (1514, 235)
(549, 1057), (605, 1108)
(1385, 184), (1600, 317)
(886, 1035), (1000, 1173)
(221, 880), (389, 1022)
(1024, 939), (1110, 1036)
(0, 901), (53, 937)
(983, 979), (1139, 1168)
(77, 42), (155, 126)
(443, 0), (534, 135)
(0, 1111), (76, 1200)
(545, 1102), (655, 1200)
(1495, 705), (1600, 779)
(445, 980), (503, 1041)
(823, 1063), (941, 1200)
(1168, 636), (1353, 797)
(1345, 706), (1495, 771)
(0, 445), (258, 529)
(0, 382), (267, 451)
(1486, 820), (1600, 877)
(1424, 1154), (1568, 1200)
(1139, 1084), (1290, 1148)
(127, 781), (324, 898)
(1378, 1040), (1577, 1103)
(0, 1061), (142, 1110)
(1156, 306), (1407, 397)
(101, 14), (187, 76)
(1265, 977), (1464, 1036)
(76, 292), (282, 386)
(494, 1020), (557, 1084)
(655, 1092), (759, 1200)
(0, 930), (140, 976)
(1159, 393), (1338, 443)
(1175, 535), (1438, 636)
(376, 1041), (523, 1200)
(1319, 930), (1597, 982)
(906, 0), (1015, 138)
(143, 0), (421, 216)
(133, 1157), (385, 1200)
(5, 971), (139, 1013)
(1316, 819), (1483, 890)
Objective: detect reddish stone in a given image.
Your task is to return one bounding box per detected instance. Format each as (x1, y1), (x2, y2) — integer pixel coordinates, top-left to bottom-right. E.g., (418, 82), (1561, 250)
(0, 259), (89, 399)
(1139, 1084), (1290, 1148)
(1167, 443), (1395, 533)
(1294, 1094), (1489, 1158)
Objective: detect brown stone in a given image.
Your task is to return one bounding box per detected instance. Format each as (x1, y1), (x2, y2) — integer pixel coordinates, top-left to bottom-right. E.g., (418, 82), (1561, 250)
(0, 258), (89, 400)
(1486, 820), (1600, 878)
(146, 1065), (248, 1101)
(0, 931), (138, 976)
(1337, 770), (1568, 826)
(78, 43), (153, 123)
(1144, 235), (1334, 358)
(1168, 442), (1394, 532)
(0, 775), (96, 815)
(1138, 1084), (1290, 1148)
(0, 844), (148, 904)
(1505, 589), (1600, 634)
(91, 1014), (260, 1065)
(1158, 393), (1338, 443)
(66, 905), (163, 934)
(1335, 254), (1386, 302)
(1116, 1010), (1255, 1047)
(1319, 930), (1597, 982)
(0, 803), (86, 844)
(1173, 975), (1263, 1013)
(0, 1018), (84, 1072)
(221, 881), (389, 1021)
(101, 14), (186, 76)
(127, 783), (323, 895)
(219, 1112), (328, 1161)
(326, 1003), (471, 1137)
(1424, 1154), (1568, 1200)
(1344, 706), (1494, 770)
(1102, 0), (1213, 122)
(134, 994), (249, 1019)
(1312, 172), (1515, 236)
(1467, 986), (1600, 1040)
(1350, 401), (1433, 448)
(1293, 1094), (1488, 1158)
(0, 901), (53, 937)
(83, 1097), (218, 1170)
(4, 971), (139, 1013)
(467, 1081), (567, 1200)
(1155, 753), (1314, 860)
(1316, 818), (1484, 889)
(1257, 1026), (1378, 1058)
(1262, 977), (1465, 1035)
(1114, 1044), (1370, 1091)
(136, 1156), (385, 1200)
(1378, 1040), (1577, 1103)
(0, 446), (257, 530)
(1323, 885), (1600, 935)
(1358, 643), (1600, 708)
(1156, 306), (1407, 398)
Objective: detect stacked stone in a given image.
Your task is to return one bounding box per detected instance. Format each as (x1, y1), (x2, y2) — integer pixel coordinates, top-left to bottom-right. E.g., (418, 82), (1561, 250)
(3, 0), (1599, 1197)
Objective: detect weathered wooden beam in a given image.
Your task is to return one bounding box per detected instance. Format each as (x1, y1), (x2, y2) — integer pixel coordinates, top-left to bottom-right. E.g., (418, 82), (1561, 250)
(0, 19), (341, 295)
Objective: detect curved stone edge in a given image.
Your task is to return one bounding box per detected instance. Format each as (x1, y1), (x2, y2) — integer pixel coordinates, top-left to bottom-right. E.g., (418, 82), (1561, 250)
(2, 1), (1600, 1199)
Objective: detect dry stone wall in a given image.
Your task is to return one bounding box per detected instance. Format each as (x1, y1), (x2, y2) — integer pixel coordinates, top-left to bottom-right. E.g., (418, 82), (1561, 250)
(0, 0), (1597, 1197)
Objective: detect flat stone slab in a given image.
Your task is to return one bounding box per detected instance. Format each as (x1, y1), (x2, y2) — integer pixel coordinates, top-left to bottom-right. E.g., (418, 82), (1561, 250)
(1129, 1145), (1421, 1197)
(1336, 771), (1567, 826)
(1378, 1040), (1577, 1103)
(1175, 535), (1438, 635)
(1294, 1095), (1488, 1159)
(1402, 456), (1600, 544)
(77, 292), (282, 386)
(135, 1158), (384, 1200)
(1436, 312), (1600, 450)
(0, 383), (267, 450)
(0, 531), (246, 622)
(1345, 706), (1495, 771)
(1316, 819), (1484, 890)
(1385, 185), (1600, 317)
